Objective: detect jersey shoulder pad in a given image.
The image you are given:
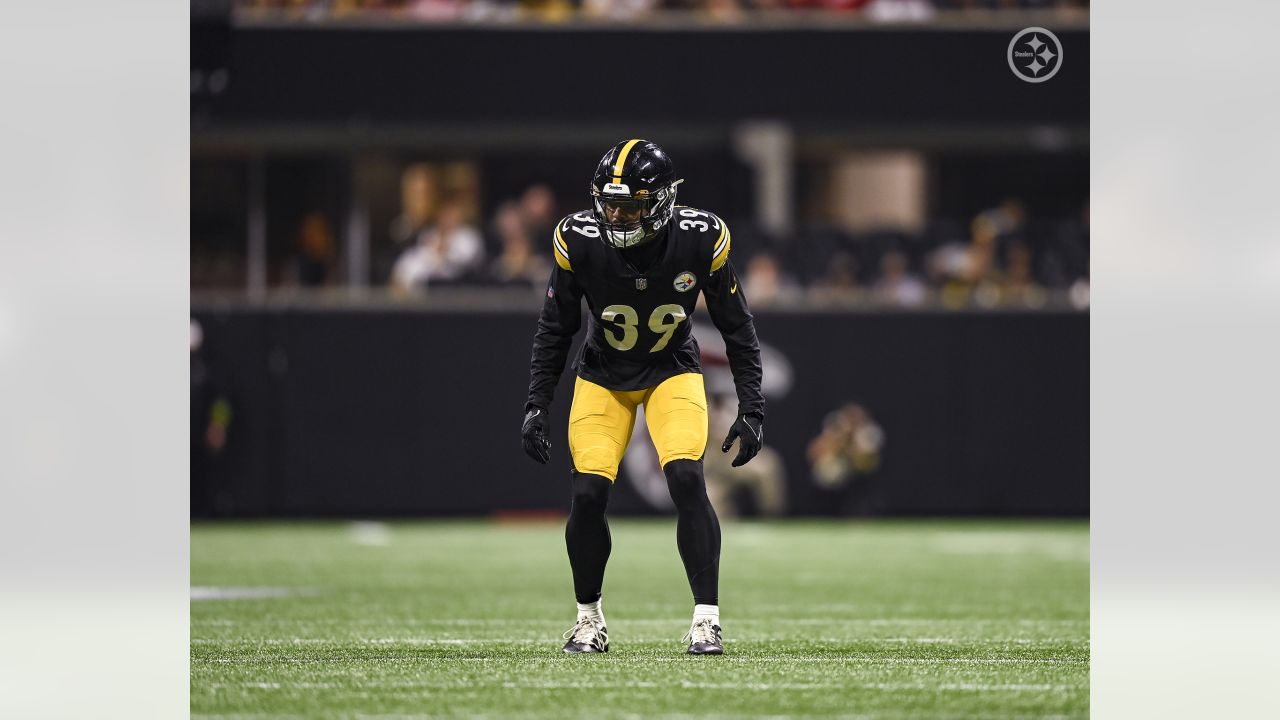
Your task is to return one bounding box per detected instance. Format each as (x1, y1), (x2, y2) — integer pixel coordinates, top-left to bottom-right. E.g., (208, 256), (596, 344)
(674, 206), (732, 272)
(552, 211), (599, 271)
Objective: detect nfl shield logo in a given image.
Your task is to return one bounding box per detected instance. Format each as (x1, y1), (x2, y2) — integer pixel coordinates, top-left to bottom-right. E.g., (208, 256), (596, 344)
(636, 278), (648, 291)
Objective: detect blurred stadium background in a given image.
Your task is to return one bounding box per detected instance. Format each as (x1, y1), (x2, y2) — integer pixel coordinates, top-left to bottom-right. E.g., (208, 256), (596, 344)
(190, 3), (1089, 717)
(192, 0), (1088, 521)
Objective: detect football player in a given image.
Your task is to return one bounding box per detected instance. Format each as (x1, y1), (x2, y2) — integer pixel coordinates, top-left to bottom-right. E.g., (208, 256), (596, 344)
(521, 139), (764, 655)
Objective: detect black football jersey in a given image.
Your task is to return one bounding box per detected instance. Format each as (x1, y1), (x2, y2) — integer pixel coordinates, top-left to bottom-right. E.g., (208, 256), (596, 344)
(527, 207), (764, 418)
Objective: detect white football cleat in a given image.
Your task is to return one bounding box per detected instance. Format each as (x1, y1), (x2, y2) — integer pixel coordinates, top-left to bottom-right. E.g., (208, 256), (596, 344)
(562, 617), (609, 653)
(683, 617), (723, 655)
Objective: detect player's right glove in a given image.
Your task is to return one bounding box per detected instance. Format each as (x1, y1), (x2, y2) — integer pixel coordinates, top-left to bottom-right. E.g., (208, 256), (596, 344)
(521, 406), (551, 464)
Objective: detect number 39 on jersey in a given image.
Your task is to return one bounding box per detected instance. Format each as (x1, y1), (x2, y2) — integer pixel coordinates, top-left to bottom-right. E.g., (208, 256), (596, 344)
(600, 303), (689, 353)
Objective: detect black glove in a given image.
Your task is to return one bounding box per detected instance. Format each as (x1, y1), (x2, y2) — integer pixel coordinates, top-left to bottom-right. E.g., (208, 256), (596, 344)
(721, 412), (764, 467)
(521, 406), (551, 464)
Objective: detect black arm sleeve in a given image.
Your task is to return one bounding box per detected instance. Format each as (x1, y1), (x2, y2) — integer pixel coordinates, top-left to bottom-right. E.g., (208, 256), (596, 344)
(702, 259), (765, 419)
(526, 265), (584, 412)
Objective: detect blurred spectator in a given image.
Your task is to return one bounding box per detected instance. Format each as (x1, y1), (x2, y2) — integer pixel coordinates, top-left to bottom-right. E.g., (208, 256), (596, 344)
(236, 0), (1088, 20)
(806, 250), (862, 304)
(865, 0), (935, 22)
(1069, 277), (1089, 309)
(290, 212), (337, 287)
(926, 232), (976, 309)
(516, 0), (574, 21)
(929, 197), (1025, 308)
(391, 197), (485, 291)
(332, 0), (405, 16)
(703, 393), (788, 518)
(972, 197), (1026, 248)
(743, 252), (803, 306)
(807, 402), (884, 516)
(1001, 241), (1047, 308)
(872, 250), (927, 307)
(405, 0), (467, 21)
(517, 183), (557, 242)
(784, 0), (874, 11)
(439, 160), (483, 224)
(583, 0), (658, 20)
(1065, 203), (1090, 309)
(1043, 201), (1089, 288)
(389, 163), (439, 249)
(195, 136), (1088, 308)
(488, 202), (551, 285)
(700, 0), (745, 22)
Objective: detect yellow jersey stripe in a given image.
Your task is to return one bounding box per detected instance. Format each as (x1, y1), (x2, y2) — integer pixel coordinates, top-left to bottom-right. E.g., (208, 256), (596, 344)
(711, 220), (729, 259)
(611, 138), (643, 183)
(711, 222), (732, 272)
(553, 227), (572, 271)
(553, 226), (570, 258)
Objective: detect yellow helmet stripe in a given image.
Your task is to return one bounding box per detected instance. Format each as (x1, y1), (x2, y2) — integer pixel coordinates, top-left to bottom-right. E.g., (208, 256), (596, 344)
(553, 227), (572, 271)
(611, 139), (643, 184)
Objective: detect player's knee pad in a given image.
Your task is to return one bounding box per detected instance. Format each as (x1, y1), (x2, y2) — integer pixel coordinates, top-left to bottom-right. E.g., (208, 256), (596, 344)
(570, 471), (612, 517)
(570, 446), (622, 482)
(568, 423), (627, 482)
(663, 459), (708, 510)
(649, 393), (709, 466)
(655, 430), (706, 466)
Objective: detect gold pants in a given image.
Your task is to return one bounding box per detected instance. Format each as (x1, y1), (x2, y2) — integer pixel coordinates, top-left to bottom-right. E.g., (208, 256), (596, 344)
(567, 373), (709, 482)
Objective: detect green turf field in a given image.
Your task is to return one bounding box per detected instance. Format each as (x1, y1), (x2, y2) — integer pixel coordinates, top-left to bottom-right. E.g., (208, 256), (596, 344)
(191, 519), (1088, 719)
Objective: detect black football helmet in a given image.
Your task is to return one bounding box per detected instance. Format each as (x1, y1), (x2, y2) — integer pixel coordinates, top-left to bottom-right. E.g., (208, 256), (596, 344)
(590, 139), (682, 248)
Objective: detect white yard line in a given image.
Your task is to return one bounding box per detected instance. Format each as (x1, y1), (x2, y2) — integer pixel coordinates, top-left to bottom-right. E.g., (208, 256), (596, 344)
(207, 682), (339, 690)
(349, 521), (393, 546)
(353, 618), (1088, 627)
(192, 634), (1085, 646)
(202, 680), (1079, 693)
(640, 656), (1089, 665)
(191, 587), (317, 601)
(196, 654), (1088, 666)
(193, 638), (485, 645)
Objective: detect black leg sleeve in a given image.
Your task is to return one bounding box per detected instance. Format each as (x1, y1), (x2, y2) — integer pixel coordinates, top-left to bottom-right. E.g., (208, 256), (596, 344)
(664, 459), (721, 606)
(565, 471), (613, 604)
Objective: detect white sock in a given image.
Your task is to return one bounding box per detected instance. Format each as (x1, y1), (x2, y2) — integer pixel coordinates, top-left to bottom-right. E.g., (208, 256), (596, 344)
(577, 599), (605, 626)
(693, 603), (719, 627)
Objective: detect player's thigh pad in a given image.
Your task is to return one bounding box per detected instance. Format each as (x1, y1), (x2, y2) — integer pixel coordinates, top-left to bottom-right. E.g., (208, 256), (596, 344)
(645, 373), (709, 466)
(568, 377), (636, 482)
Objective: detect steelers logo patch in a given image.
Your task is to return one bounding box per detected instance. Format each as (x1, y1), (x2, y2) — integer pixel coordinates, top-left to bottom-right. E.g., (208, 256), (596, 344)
(674, 271), (697, 293)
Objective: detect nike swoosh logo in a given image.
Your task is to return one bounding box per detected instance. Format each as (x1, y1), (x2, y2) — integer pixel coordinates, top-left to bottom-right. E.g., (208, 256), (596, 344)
(730, 283), (738, 294)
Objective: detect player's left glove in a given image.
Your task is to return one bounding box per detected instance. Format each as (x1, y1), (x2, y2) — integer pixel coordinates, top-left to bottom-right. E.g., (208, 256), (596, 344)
(721, 412), (764, 467)
(521, 406), (551, 464)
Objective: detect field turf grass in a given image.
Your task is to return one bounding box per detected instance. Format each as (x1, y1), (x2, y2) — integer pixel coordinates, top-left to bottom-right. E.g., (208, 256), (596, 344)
(192, 519), (1088, 719)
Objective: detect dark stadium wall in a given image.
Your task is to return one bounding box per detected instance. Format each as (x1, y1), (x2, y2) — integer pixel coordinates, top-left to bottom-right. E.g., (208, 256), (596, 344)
(192, 307), (1087, 517)
(196, 28), (1088, 128)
